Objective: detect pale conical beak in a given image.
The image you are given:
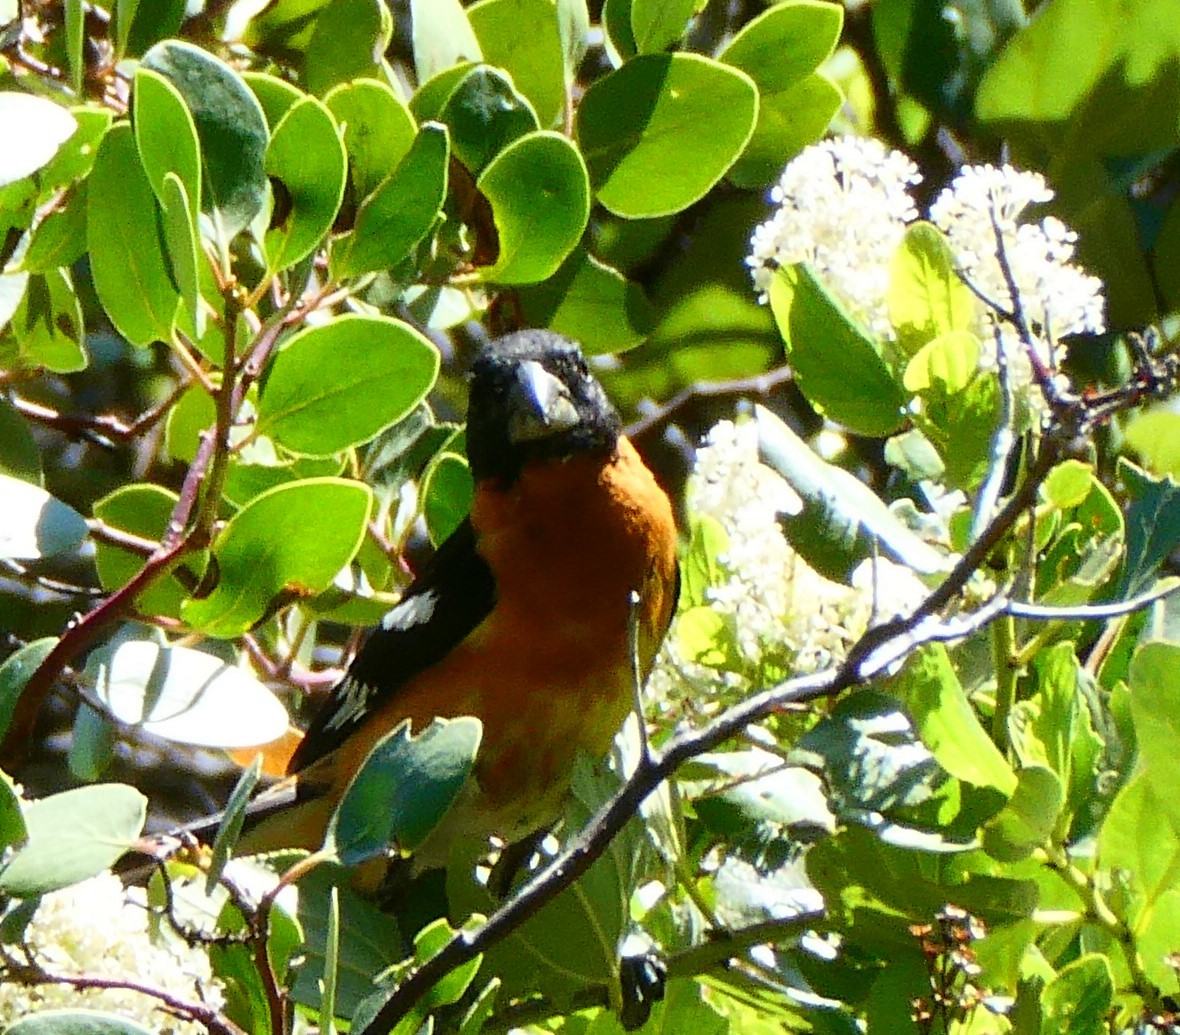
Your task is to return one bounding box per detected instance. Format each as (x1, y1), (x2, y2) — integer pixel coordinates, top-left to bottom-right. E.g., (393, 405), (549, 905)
(507, 360), (581, 443)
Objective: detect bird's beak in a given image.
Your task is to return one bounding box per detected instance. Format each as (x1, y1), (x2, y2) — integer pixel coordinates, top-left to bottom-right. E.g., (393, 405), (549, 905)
(507, 360), (581, 443)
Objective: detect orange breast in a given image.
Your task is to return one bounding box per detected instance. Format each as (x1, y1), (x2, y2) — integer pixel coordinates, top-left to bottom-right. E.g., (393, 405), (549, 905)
(325, 439), (678, 836)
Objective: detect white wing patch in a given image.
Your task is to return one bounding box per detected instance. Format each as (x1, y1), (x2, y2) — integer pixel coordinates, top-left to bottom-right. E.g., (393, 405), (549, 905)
(323, 676), (377, 732)
(382, 588), (438, 631)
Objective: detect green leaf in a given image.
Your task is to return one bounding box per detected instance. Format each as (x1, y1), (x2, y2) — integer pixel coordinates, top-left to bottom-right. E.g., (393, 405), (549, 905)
(1118, 459), (1180, 598)
(769, 264), (908, 435)
(159, 173), (202, 339)
(0, 784), (147, 896)
(1040, 954), (1113, 1035)
(0, 473), (88, 560)
(468, 0), (566, 126)
(324, 79), (416, 201)
(476, 130), (589, 284)
(1128, 640), (1180, 834)
(5, 1012), (154, 1035)
(305, 0), (393, 96)
(0, 401), (41, 484)
(324, 717), (482, 865)
(556, 0), (590, 76)
(142, 40), (270, 242)
(88, 637), (288, 747)
(893, 644), (1017, 796)
(889, 222), (978, 356)
(0, 775), (26, 854)
(680, 513), (728, 609)
(449, 756), (643, 1001)
(722, 0), (843, 91)
(258, 315), (440, 456)
(725, 72), (842, 190)
(19, 183), (88, 273)
(181, 478), (372, 638)
(0, 93), (77, 188)
(64, 0), (85, 93)
(438, 65), (539, 174)
(243, 70), (305, 131)
(264, 96), (347, 270)
(422, 451), (473, 545)
(575, 53), (758, 218)
(631, 0), (700, 53)
(904, 331), (980, 394)
(207, 756), (262, 893)
(331, 123), (449, 279)
(602, 0), (638, 62)
(68, 702), (117, 782)
(755, 404), (947, 577)
(133, 67), (201, 223)
(10, 268), (86, 372)
(411, 0), (483, 83)
(116, 0), (185, 57)
(981, 765), (1062, 862)
(87, 123), (179, 346)
(163, 385), (216, 463)
(518, 245), (655, 354)
(1125, 406), (1180, 479)
(0, 638), (57, 744)
(93, 483), (207, 619)
(1100, 770), (1180, 994)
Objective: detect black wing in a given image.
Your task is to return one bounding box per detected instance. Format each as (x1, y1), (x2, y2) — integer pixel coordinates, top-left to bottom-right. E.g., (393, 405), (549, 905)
(287, 517), (496, 774)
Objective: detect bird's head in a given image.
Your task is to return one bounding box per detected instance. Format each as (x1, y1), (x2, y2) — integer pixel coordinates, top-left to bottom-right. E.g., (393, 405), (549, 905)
(465, 330), (623, 485)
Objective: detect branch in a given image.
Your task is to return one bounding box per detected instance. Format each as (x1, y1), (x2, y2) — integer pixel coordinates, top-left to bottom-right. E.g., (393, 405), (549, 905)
(625, 367), (794, 441)
(2, 956), (246, 1035)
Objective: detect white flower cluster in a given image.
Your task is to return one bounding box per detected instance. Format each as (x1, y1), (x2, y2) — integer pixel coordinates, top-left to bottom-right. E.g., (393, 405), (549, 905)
(0, 872), (224, 1033)
(647, 421), (928, 707)
(747, 138), (1106, 393)
(929, 164), (1106, 382)
(747, 137), (921, 337)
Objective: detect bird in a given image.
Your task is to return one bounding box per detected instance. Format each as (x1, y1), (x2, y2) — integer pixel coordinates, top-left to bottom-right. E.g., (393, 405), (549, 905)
(225, 329), (680, 876)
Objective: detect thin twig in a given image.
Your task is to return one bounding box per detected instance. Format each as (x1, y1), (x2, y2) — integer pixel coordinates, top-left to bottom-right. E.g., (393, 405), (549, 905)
(625, 367), (794, 440)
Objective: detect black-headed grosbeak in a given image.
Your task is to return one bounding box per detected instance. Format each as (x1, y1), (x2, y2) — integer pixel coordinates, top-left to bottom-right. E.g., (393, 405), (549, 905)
(233, 329), (679, 870)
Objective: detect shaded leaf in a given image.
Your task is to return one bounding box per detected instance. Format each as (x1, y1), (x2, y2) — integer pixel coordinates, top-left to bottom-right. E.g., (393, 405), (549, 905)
(142, 40), (270, 242)
(325, 717), (483, 865)
(89, 638), (288, 748)
(0, 784), (147, 896)
(0, 93), (77, 188)
(0, 473), (88, 560)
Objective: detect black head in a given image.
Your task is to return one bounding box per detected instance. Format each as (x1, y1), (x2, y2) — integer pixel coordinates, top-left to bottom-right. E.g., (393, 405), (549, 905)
(465, 330), (623, 485)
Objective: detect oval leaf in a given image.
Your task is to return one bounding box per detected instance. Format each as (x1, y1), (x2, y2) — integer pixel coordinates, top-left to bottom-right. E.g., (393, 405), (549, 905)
(6, 1012), (155, 1035)
(331, 123), (449, 279)
(324, 79), (416, 201)
(575, 53), (757, 218)
(325, 716), (483, 865)
(0, 93), (77, 188)
(181, 478), (372, 638)
(0, 637), (57, 744)
(0, 784), (147, 897)
(769, 264), (908, 435)
(468, 0), (566, 126)
(142, 40), (269, 242)
(264, 96), (347, 270)
(132, 66), (201, 221)
(89, 638), (288, 747)
(258, 315), (440, 456)
(477, 130), (589, 284)
(0, 473), (88, 560)
(87, 123), (180, 346)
